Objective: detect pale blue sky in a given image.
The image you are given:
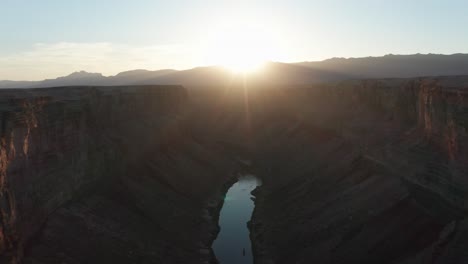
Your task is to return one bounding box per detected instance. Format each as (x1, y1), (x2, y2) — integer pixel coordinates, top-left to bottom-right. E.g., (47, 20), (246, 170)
(1, 0), (468, 80)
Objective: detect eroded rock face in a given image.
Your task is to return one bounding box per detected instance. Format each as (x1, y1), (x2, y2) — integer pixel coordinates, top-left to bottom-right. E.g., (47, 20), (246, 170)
(1, 77), (468, 264)
(246, 77), (468, 264)
(0, 86), (238, 263)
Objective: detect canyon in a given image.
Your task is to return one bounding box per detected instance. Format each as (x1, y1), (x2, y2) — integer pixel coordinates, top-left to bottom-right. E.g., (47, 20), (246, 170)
(1, 76), (468, 263)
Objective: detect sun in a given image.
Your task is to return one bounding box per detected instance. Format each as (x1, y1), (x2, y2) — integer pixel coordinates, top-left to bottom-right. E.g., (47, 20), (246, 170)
(203, 23), (276, 73)
(222, 56), (265, 74)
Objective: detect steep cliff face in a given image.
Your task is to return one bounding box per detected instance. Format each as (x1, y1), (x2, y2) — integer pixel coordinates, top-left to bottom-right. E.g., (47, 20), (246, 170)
(1, 77), (468, 264)
(0, 86), (238, 264)
(247, 77), (468, 264)
(0, 87), (126, 263)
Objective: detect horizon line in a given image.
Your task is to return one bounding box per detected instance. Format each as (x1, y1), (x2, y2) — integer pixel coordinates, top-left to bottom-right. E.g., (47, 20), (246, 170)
(2, 52), (467, 82)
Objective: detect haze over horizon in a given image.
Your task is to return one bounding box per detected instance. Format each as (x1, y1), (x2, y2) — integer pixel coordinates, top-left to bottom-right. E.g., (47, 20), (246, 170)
(2, 0), (468, 80)
(2, 53), (467, 81)
(3, 53), (468, 89)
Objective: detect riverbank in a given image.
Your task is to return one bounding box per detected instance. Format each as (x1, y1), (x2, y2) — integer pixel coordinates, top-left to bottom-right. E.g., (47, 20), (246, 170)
(205, 173), (240, 263)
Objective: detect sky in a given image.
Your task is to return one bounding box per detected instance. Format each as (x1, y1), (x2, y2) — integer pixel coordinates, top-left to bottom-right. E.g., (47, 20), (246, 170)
(1, 0), (468, 80)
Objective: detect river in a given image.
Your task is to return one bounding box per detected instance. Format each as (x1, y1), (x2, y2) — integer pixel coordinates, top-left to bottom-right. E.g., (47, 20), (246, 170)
(212, 175), (261, 264)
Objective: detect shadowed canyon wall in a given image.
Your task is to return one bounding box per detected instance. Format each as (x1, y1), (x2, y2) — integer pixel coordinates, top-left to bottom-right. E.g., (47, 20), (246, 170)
(1, 77), (468, 263)
(244, 77), (468, 264)
(0, 86), (241, 264)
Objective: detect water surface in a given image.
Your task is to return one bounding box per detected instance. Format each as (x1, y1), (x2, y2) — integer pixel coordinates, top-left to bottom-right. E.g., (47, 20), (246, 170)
(213, 175), (261, 264)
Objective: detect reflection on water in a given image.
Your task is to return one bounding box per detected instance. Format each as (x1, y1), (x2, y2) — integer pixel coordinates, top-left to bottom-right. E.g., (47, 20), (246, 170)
(213, 175), (261, 264)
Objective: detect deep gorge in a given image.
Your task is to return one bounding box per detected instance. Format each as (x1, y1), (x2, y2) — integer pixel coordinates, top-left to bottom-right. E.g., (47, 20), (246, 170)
(1, 76), (468, 263)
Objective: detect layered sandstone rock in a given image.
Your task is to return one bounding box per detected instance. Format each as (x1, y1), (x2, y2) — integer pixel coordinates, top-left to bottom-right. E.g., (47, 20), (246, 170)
(248, 77), (468, 264)
(1, 77), (468, 264)
(0, 86), (237, 263)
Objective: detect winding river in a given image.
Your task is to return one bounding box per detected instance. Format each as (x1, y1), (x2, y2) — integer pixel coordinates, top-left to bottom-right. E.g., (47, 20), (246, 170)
(213, 175), (261, 264)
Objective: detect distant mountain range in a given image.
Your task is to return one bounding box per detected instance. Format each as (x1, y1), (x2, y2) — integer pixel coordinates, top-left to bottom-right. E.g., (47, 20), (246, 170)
(2, 54), (468, 89)
(296, 53), (468, 79)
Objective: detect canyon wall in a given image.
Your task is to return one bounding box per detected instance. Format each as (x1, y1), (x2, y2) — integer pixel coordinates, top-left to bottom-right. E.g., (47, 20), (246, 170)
(247, 77), (468, 264)
(0, 86), (238, 264)
(1, 76), (468, 264)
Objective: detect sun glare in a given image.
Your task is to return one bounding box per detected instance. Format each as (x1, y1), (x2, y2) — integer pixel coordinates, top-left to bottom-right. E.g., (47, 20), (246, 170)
(223, 57), (264, 74)
(203, 23), (276, 74)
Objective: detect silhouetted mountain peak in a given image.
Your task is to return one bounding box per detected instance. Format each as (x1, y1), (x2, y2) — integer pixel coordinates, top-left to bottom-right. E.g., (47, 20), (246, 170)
(62, 71), (104, 79)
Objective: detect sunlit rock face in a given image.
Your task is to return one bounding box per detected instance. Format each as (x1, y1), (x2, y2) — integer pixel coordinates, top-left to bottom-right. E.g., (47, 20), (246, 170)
(1, 76), (468, 264)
